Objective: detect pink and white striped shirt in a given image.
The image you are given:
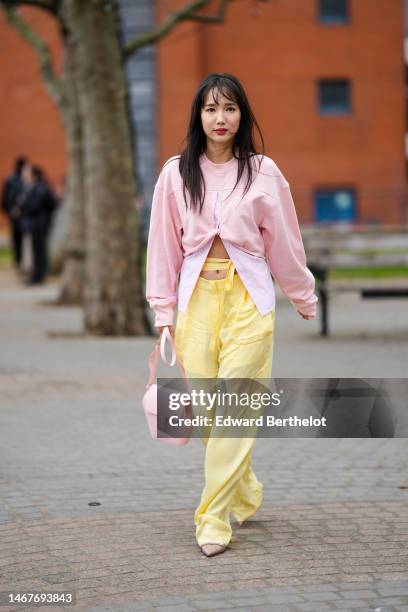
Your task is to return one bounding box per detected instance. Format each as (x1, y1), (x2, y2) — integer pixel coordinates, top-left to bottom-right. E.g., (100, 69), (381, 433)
(146, 152), (318, 327)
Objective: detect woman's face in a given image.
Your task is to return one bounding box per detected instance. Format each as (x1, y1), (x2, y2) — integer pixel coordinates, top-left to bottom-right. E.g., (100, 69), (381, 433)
(201, 88), (241, 149)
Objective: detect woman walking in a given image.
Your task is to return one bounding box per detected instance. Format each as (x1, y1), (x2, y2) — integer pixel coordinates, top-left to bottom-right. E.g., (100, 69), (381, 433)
(146, 73), (318, 557)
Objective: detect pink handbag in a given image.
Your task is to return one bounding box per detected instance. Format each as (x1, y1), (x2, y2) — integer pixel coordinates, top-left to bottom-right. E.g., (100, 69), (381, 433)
(143, 326), (191, 445)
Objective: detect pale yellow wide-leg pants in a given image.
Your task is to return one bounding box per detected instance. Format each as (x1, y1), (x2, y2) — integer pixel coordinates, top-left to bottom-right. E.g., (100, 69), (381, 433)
(174, 257), (275, 547)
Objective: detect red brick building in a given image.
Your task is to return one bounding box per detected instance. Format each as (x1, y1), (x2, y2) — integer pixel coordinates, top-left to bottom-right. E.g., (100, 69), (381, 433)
(1, 0), (406, 231)
(0, 7), (65, 231)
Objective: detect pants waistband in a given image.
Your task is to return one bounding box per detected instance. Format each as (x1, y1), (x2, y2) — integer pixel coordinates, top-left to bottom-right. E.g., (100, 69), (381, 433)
(201, 257), (237, 275)
(198, 256), (237, 295)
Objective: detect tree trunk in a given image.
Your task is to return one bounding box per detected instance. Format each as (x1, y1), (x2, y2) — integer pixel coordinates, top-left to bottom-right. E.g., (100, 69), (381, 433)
(65, 0), (149, 335)
(57, 17), (86, 305)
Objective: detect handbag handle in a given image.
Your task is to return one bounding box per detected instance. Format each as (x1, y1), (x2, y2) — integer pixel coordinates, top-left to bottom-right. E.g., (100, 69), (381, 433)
(160, 326), (176, 366)
(145, 326), (188, 390)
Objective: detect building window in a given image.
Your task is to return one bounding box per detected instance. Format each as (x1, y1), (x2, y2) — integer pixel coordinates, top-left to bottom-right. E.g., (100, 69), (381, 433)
(318, 0), (349, 24)
(314, 188), (357, 223)
(318, 79), (351, 114)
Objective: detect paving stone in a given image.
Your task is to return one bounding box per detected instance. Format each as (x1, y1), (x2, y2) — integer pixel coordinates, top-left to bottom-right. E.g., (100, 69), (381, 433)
(252, 607), (301, 612)
(265, 594), (305, 604)
(293, 604), (335, 611)
(174, 601), (216, 611)
(340, 590), (380, 599)
(152, 605), (198, 612)
(331, 601), (369, 609)
(372, 597), (408, 606)
(303, 591), (340, 601)
(377, 585), (408, 596)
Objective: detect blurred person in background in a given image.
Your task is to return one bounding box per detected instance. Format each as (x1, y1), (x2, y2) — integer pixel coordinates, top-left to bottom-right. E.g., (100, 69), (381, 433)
(32, 166), (59, 246)
(21, 164), (58, 285)
(1, 155), (28, 270)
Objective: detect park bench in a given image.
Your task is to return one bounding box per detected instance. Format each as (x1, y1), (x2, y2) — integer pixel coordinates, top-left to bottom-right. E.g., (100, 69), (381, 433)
(301, 225), (408, 336)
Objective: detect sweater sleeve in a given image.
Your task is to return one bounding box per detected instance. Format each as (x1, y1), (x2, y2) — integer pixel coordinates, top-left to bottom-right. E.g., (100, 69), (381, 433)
(145, 173), (184, 327)
(260, 180), (318, 318)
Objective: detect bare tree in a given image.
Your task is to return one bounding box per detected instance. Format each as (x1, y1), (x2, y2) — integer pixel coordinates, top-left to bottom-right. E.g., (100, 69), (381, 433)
(1, 0), (270, 334)
(3, 1), (86, 306)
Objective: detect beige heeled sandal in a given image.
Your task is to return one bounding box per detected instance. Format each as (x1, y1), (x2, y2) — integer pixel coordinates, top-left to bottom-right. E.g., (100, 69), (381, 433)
(199, 543), (227, 557)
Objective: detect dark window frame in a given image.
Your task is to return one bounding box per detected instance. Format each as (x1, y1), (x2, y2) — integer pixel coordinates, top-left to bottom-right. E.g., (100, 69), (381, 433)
(318, 0), (350, 25)
(318, 78), (352, 115)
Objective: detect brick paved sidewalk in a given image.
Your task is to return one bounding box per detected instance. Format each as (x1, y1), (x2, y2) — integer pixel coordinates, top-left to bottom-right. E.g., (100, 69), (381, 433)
(0, 501), (408, 611)
(0, 268), (407, 611)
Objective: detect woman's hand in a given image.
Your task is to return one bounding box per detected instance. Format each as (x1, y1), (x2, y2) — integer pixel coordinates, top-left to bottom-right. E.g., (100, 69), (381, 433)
(156, 325), (175, 346)
(297, 310), (314, 320)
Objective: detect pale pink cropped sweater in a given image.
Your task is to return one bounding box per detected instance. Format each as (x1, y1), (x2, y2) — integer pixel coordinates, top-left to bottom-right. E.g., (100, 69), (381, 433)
(146, 152), (318, 327)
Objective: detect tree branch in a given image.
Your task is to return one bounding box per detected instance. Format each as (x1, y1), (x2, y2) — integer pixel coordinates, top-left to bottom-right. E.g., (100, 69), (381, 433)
(123, 0), (211, 58)
(183, 0), (228, 22)
(1, 0), (58, 16)
(1, 4), (63, 107)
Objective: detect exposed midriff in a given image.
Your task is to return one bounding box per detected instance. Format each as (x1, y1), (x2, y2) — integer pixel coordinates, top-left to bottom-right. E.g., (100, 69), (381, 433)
(199, 235), (229, 279)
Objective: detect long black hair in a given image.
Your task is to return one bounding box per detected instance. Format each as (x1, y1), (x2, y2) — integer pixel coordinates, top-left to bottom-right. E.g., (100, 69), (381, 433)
(177, 73), (265, 214)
